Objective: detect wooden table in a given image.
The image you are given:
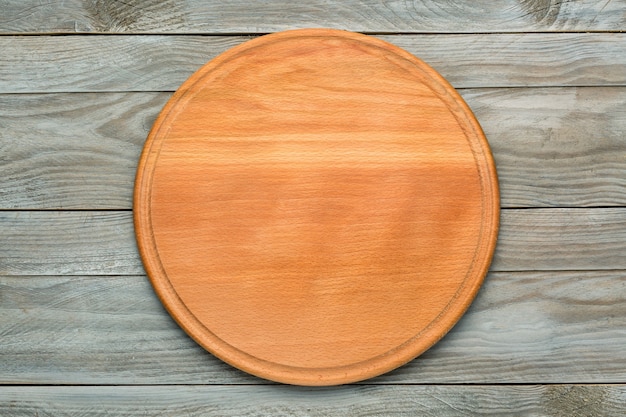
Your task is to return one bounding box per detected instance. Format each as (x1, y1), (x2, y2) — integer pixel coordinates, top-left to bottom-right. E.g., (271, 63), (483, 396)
(1, 1), (625, 415)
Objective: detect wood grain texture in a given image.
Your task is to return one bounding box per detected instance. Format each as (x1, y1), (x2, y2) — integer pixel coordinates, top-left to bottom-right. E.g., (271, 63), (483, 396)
(0, 93), (164, 209)
(0, 35), (243, 93)
(493, 208), (626, 271)
(0, 212), (141, 276)
(0, 0), (623, 411)
(2, 33), (625, 93)
(2, 0), (625, 33)
(1, 88), (624, 210)
(1, 271), (624, 384)
(134, 29), (499, 385)
(0, 385), (625, 416)
(465, 87), (626, 208)
(2, 209), (626, 276)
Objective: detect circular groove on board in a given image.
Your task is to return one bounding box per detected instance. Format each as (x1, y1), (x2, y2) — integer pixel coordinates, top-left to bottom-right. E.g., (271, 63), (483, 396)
(134, 29), (499, 386)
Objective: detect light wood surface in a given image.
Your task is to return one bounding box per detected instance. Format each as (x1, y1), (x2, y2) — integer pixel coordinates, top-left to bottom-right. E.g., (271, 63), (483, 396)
(1, 0), (625, 414)
(2, 33), (626, 93)
(134, 29), (499, 385)
(2, 209), (625, 276)
(2, 88), (625, 209)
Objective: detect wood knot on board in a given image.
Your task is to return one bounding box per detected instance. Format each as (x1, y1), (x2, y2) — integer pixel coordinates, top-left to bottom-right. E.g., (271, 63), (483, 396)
(84, 0), (186, 32)
(518, 0), (562, 26)
(542, 385), (608, 417)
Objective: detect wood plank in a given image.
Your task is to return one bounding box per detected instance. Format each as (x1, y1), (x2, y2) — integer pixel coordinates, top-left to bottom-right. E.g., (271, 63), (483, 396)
(1, 271), (624, 384)
(2, 0), (625, 34)
(1, 33), (625, 93)
(493, 208), (626, 271)
(0, 93), (164, 209)
(0, 35), (241, 93)
(2, 88), (625, 210)
(0, 211), (141, 276)
(1, 385), (625, 416)
(1, 209), (626, 275)
(465, 87), (626, 208)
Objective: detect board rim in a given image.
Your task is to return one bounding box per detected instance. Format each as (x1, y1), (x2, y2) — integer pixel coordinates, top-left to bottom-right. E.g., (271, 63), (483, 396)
(134, 28), (500, 386)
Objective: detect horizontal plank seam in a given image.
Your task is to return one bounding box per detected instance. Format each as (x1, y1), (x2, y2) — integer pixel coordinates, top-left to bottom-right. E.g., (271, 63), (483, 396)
(5, 269), (625, 278)
(2, 270), (625, 282)
(0, 31), (625, 36)
(500, 206), (626, 210)
(2, 85), (626, 99)
(1, 383), (625, 387)
(0, 274), (150, 277)
(2, 206), (625, 212)
(3, 85), (626, 95)
(0, 208), (134, 212)
(488, 268), (626, 273)
(3, 269), (626, 278)
(0, 91), (180, 95)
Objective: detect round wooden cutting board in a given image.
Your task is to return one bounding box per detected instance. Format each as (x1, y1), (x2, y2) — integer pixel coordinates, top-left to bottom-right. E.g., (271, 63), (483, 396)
(134, 29), (499, 386)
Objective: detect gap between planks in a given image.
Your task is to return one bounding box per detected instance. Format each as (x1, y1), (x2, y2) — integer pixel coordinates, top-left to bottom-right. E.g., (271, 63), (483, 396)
(2, 33), (625, 93)
(1, 271), (624, 384)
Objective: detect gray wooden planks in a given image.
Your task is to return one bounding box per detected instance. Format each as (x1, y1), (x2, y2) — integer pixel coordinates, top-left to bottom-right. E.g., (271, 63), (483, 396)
(1, 385), (625, 416)
(0, 274), (248, 385)
(493, 208), (626, 271)
(2, 0), (625, 34)
(1, 0), (624, 413)
(0, 92), (163, 209)
(2, 88), (625, 209)
(0, 35), (242, 93)
(0, 212), (140, 276)
(466, 87), (626, 208)
(1, 33), (625, 93)
(2, 209), (626, 276)
(1, 271), (624, 384)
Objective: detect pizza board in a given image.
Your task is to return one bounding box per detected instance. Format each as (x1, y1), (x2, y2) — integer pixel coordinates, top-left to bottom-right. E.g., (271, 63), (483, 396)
(134, 29), (499, 386)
